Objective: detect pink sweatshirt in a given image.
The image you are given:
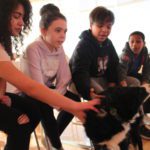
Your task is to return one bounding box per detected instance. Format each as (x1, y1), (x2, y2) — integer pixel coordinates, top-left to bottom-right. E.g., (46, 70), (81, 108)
(24, 36), (71, 95)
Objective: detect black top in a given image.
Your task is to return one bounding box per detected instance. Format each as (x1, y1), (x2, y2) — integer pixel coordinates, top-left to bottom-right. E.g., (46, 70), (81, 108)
(70, 30), (119, 99)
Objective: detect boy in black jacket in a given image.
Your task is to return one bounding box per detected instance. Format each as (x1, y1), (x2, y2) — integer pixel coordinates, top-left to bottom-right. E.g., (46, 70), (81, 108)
(119, 31), (150, 87)
(119, 31), (150, 140)
(70, 6), (119, 100)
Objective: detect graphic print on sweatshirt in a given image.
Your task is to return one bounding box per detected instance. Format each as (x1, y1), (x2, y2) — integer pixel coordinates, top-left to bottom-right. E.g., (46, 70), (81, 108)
(41, 57), (59, 78)
(97, 56), (108, 75)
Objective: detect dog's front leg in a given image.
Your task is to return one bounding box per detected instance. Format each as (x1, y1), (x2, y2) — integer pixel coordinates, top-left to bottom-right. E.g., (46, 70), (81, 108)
(106, 123), (130, 150)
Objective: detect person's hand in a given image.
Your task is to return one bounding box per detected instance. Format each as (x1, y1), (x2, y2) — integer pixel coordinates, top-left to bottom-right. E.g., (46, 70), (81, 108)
(90, 88), (102, 99)
(108, 82), (116, 87)
(71, 99), (101, 123)
(120, 80), (127, 87)
(17, 114), (30, 125)
(141, 81), (148, 85)
(0, 95), (12, 107)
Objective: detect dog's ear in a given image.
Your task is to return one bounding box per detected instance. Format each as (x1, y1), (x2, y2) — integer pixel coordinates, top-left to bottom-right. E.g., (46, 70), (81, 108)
(102, 87), (148, 122)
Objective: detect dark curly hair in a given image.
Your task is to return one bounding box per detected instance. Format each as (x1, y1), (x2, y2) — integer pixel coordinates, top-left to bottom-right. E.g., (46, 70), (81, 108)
(0, 0), (32, 58)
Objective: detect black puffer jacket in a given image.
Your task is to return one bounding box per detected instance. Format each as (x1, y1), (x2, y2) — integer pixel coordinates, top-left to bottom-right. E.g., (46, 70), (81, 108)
(69, 30), (119, 99)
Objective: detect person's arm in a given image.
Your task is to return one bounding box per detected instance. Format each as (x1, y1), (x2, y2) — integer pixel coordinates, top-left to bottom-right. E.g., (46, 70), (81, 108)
(118, 53), (129, 86)
(0, 61), (99, 122)
(0, 78), (12, 106)
(141, 52), (150, 84)
(106, 41), (119, 86)
(70, 43), (92, 100)
(0, 78), (6, 97)
(55, 48), (71, 94)
(26, 45), (45, 84)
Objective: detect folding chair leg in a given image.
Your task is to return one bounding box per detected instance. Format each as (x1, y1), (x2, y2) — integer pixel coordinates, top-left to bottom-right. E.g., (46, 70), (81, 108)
(33, 130), (41, 150)
(43, 132), (51, 150)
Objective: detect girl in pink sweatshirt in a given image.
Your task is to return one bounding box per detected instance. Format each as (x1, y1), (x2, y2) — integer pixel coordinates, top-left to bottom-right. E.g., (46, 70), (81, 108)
(22, 5), (81, 150)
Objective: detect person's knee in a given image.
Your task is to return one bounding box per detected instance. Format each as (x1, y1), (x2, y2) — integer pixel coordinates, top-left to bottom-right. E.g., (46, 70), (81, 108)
(131, 78), (140, 86)
(127, 77), (141, 87)
(6, 123), (32, 136)
(90, 78), (104, 93)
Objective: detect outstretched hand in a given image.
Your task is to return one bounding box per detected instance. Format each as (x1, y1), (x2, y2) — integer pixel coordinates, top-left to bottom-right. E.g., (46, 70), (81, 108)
(72, 98), (102, 123)
(90, 88), (105, 99)
(119, 80), (127, 87)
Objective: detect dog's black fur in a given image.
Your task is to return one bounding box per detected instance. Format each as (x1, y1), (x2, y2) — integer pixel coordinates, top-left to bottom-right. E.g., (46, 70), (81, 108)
(84, 87), (149, 150)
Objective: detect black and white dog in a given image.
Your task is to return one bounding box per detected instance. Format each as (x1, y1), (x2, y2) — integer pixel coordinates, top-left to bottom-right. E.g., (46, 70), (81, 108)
(84, 85), (150, 150)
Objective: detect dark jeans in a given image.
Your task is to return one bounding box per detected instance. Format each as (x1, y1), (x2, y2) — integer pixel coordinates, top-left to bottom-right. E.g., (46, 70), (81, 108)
(57, 90), (81, 135)
(21, 90), (80, 149)
(143, 99), (150, 114)
(21, 94), (62, 149)
(0, 93), (40, 150)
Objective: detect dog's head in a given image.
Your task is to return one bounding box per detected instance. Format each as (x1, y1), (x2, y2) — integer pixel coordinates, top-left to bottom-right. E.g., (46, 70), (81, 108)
(99, 87), (149, 121)
(84, 87), (149, 144)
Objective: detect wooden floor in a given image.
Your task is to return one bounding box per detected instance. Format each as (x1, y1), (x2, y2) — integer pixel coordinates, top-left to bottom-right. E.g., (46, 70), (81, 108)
(30, 137), (150, 150)
(142, 139), (150, 150)
(1, 133), (149, 150)
(63, 140), (150, 150)
(0, 129), (150, 150)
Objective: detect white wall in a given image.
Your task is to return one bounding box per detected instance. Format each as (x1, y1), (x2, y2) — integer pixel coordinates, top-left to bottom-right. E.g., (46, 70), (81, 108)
(24, 0), (150, 57)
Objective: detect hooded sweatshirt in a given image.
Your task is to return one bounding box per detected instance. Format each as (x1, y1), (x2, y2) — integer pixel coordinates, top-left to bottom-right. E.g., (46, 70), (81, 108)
(119, 42), (150, 83)
(23, 36), (71, 95)
(70, 30), (119, 99)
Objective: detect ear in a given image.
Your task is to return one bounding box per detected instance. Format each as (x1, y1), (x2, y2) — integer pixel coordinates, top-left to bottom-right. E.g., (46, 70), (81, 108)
(40, 28), (46, 36)
(90, 23), (92, 29)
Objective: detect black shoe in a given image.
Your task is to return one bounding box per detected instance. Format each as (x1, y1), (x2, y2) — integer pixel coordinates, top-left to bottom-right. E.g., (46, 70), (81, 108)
(140, 125), (150, 140)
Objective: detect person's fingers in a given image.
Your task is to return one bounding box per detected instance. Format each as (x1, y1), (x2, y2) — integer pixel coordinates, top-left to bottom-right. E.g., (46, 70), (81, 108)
(17, 115), (24, 124)
(17, 114), (30, 124)
(90, 98), (100, 105)
(18, 117), (29, 124)
(82, 99), (100, 113)
(90, 88), (95, 92)
(73, 99), (101, 122)
(90, 88), (105, 99)
(99, 95), (105, 98)
(94, 94), (105, 99)
(90, 106), (99, 113)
